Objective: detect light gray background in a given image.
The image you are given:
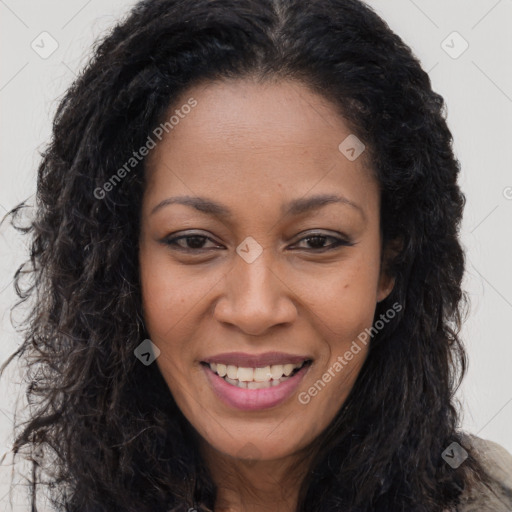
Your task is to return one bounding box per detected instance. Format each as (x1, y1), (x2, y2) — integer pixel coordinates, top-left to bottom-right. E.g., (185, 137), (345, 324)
(1, 1), (511, 509)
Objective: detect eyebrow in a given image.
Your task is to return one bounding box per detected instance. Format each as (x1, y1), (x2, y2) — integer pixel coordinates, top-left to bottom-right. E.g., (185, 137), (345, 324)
(150, 193), (365, 220)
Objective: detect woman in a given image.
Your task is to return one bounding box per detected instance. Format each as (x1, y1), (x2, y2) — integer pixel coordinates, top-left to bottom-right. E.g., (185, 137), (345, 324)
(1, 0), (511, 511)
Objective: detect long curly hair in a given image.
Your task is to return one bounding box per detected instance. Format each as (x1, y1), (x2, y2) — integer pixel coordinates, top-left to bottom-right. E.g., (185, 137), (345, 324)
(0, 0), (495, 510)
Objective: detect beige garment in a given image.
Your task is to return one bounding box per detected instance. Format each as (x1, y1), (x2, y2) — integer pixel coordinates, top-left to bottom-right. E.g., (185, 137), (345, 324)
(456, 434), (512, 512)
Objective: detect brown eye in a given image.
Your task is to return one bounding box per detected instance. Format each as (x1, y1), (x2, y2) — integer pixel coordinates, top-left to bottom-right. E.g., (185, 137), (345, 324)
(292, 233), (354, 251)
(163, 233), (224, 252)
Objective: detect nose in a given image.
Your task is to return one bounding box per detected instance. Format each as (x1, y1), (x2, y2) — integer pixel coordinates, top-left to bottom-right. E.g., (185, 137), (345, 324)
(213, 247), (297, 336)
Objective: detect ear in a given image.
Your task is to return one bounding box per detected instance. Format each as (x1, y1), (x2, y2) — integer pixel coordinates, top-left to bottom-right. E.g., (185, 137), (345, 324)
(376, 237), (402, 303)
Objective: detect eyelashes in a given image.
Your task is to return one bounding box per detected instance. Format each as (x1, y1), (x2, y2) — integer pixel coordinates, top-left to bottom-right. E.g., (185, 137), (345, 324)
(161, 232), (355, 253)
(293, 234), (354, 251)
(163, 234), (223, 252)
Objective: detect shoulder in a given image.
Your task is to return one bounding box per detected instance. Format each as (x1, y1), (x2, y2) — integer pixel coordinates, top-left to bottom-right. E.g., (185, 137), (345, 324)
(456, 433), (512, 512)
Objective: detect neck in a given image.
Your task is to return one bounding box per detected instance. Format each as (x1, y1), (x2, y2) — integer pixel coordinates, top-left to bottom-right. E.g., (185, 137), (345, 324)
(198, 439), (315, 512)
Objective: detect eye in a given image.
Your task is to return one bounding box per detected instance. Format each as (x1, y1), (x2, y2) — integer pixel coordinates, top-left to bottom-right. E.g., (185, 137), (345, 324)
(291, 232), (354, 252)
(161, 230), (354, 254)
(162, 232), (224, 252)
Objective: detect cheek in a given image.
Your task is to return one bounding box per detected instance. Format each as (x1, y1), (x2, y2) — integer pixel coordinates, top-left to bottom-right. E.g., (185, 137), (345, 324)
(139, 250), (201, 403)
(138, 249), (199, 387)
(139, 247), (209, 339)
(303, 253), (381, 337)
(297, 243), (380, 406)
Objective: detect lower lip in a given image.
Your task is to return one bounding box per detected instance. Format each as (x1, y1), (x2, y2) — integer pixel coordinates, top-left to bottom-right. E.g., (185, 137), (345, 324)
(202, 362), (311, 411)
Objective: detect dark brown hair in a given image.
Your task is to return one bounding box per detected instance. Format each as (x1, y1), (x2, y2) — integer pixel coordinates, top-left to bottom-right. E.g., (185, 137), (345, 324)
(1, 0), (494, 510)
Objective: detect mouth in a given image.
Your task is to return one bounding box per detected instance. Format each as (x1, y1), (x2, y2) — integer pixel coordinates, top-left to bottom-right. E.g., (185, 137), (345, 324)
(200, 359), (312, 389)
(200, 359), (312, 411)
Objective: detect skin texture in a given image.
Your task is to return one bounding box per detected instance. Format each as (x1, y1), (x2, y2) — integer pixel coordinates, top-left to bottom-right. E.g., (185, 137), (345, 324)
(139, 78), (395, 512)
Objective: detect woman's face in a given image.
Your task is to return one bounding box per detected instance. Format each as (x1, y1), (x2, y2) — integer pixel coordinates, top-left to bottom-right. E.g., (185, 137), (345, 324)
(139, 78), (394, 463)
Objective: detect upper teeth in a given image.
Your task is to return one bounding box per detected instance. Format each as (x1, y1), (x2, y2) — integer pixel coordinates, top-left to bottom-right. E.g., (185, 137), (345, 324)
(209, 362), (305, 382)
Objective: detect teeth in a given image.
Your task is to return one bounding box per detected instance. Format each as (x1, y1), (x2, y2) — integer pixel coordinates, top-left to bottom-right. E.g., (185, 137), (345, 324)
(253, 366), (271, 382)
(283, 364), (295, 376)
(270, 365), (285, 379)
(224, 374), (294, 389)
(226, 365), (238, 380)
(224, 377), (249, 389)
(247, 381), (269, 389)
(237, 367), (254, 382)
(207, 360), (307, 385)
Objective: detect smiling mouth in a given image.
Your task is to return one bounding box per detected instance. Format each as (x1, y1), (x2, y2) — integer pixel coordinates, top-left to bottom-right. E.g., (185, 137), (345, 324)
(200, 360), (312, 389)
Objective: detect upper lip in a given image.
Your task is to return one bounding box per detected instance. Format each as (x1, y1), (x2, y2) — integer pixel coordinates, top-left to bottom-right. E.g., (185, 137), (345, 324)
(201, 351), (312, 368)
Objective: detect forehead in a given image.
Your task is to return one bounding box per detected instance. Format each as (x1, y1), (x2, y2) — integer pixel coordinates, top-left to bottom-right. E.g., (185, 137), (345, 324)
(143, 78), (378, 218)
